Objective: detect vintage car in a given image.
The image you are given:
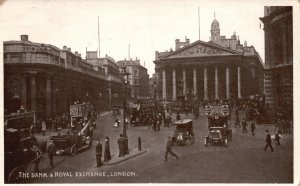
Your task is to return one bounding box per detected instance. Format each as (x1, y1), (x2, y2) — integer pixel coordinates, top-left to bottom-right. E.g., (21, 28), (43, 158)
(204, 104), (232, 147)
(51, 120), (92, 156)
(204, 126), (231, 147)
(173, 119), (195, 146)
(51, 134), (91, 156)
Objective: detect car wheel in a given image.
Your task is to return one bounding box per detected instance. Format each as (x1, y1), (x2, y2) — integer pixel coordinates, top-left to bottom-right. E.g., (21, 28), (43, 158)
(70, 145), (77, 156)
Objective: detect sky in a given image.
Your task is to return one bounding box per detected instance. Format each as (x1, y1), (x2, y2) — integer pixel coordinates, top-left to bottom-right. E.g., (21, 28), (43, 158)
(0, 0), (298, 76)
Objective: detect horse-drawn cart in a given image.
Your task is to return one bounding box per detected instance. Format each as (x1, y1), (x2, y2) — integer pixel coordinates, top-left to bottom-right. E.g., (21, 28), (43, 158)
(4, 112), (43, 183)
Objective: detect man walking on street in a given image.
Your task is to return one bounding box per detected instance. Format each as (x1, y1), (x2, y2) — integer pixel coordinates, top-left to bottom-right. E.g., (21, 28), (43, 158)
(47, 140), (56, 169)
(250, 120), (256, 136)
(165, 136), (179, 161)
(264, 130), (274, 152)
(275, 130), (282, 146)
(95, 138), (102, 167)
(241, 119), (248, 134)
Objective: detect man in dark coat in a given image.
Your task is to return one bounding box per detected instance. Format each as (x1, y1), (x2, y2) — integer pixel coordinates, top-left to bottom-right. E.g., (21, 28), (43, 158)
(104, 136), (111, 162)
(241, 119), (248, 134)
(117, 134), (124, 157)
(264, 130), (274, 152)
(153, 117), (157, 131)
(95, 138), (103, 167)
(235, 115), (240, 128)
(176, 111), (181, 120)
(165, 136), (179, 161)
(47, 140), (56, 169)
(275, 130), (281, 146)
(250, 120), (256, 136)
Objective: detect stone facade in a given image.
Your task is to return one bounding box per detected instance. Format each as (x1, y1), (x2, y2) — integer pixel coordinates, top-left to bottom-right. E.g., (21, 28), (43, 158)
(86, 52), (123, 108)
(4, 35), (123, 118)
(260, 6), (293, 115)
(116, 58), (149, 100)
(154, 19), (264, 105)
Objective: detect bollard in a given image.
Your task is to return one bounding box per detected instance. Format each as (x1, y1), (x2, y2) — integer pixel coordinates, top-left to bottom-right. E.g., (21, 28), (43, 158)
(138, 137), (142, 151)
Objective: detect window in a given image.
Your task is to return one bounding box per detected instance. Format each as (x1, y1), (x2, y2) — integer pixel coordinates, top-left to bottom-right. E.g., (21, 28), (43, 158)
(11, 53), (22, 63)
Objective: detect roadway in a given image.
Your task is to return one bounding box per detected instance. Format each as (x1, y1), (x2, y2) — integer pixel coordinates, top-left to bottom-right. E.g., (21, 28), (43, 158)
(26, 109), (293, 183)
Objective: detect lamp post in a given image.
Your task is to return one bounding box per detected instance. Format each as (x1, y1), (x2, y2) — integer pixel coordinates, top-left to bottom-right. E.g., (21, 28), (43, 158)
(120, 66), (130, 137)
(120, 66), (130, 155)
(153, 77), (157, 114)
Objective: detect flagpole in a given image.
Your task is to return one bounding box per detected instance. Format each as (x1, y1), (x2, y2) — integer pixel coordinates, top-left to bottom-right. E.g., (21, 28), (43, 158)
(198, 6), (200, 40)
(98, 16), (100, 58)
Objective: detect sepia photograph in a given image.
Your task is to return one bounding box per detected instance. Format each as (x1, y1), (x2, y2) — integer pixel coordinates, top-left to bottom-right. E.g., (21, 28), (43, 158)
(0, 0), (297, 184)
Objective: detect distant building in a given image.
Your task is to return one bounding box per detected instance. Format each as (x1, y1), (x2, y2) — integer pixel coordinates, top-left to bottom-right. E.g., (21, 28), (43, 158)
(116, 58), (149, 100)
(260, 6), (293, 116)
(148, 73), (158, 100)
(86, 51), (123, 109)
(154, 18), (264, 106)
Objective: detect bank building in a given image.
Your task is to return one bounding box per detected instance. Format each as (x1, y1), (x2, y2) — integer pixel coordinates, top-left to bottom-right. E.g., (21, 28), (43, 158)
(154, 18), (264, 106)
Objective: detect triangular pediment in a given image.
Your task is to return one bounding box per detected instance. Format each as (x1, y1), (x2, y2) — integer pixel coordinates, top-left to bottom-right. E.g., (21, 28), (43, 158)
(163, 40), (241, 59)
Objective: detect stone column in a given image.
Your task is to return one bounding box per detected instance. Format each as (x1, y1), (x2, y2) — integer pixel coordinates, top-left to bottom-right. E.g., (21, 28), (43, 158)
(237, 66), (242, 99)
(282, 22), (287, 64)
(183, 69), (186, 95)
(193, 68), (197, 95)
(108, 86), (112, 110)
(162, 70), (166, 100)
(252, 67), (256, 95)
(204, 67), (208, 100)
(226, 67), (230, 98)
(21, 75), (27, 110)
(30, 72), (37, 112)
(215, 67), (219, 99)
(172, 69), (176, 100)
(46, 77), (52, 117)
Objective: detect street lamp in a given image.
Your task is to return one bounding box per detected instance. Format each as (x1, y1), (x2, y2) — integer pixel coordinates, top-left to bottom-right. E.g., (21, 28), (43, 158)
(120, 66), (130, 137)
(153, 77), (157, 114)
(119, 66), (130, 155)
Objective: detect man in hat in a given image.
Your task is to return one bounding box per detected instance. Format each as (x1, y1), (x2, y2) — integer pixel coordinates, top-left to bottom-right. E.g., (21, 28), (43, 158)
(47, 140), (56, 169)
(95, 138), (102, 167)
(275, 130), (282, 146)
(250, 120), (256, 136)
(104, 136), (111, 162)
(165, 136), (179, 161)
(117, 134), (124, 157)
(241, 119), (248, 134)
(264, 130), (274, 152)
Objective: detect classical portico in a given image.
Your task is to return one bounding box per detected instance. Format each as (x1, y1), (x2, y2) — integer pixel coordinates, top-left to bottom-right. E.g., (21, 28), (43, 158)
(155, 40), (264, 104)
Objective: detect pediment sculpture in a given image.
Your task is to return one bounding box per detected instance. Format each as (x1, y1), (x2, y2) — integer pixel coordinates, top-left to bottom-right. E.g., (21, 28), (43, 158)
(169, 44), (233, 58)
